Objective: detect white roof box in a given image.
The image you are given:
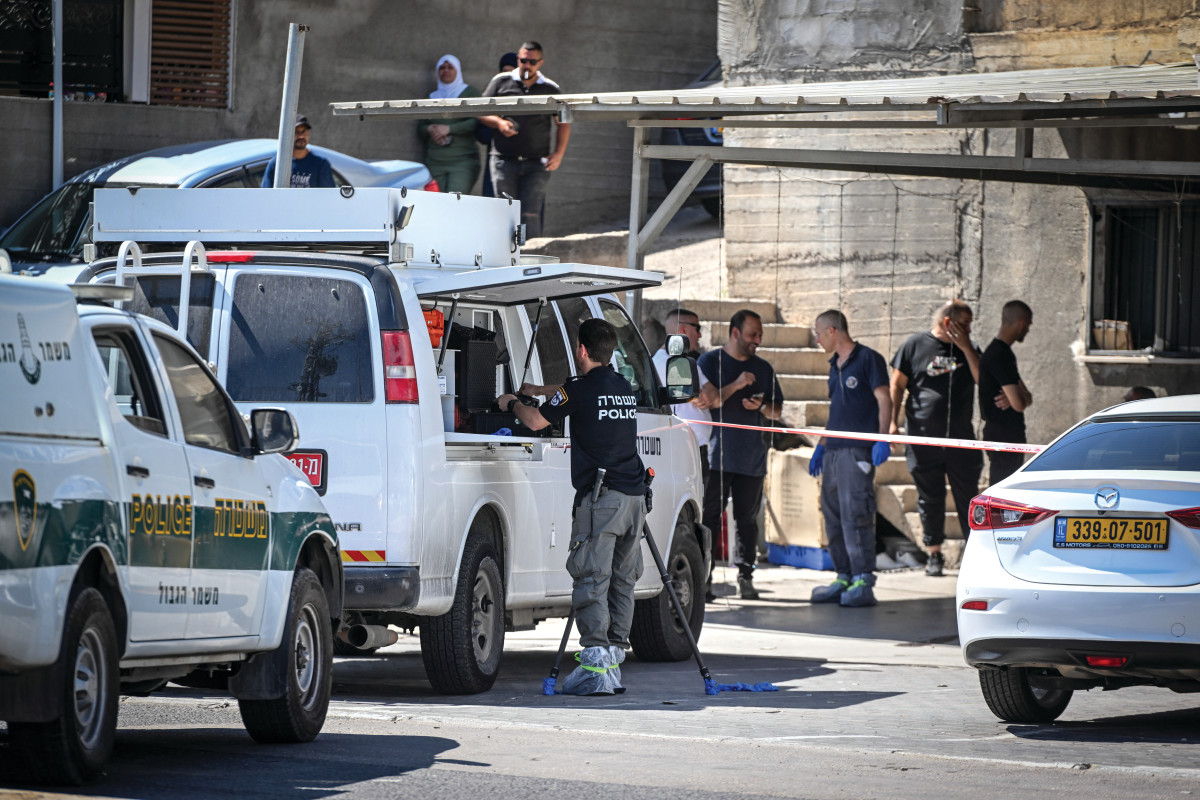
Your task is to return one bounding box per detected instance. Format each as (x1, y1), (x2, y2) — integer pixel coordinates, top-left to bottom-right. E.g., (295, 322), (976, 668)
(92, 187), (522, 269)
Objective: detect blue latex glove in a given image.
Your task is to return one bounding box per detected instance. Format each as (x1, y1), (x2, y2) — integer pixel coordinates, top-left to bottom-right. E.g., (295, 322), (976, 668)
(871, 440), (891, 467)
(808, 444), (825, 477)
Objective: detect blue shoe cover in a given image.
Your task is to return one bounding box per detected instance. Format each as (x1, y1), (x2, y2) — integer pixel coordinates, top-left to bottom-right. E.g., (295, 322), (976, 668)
(811, 574), (852, 603)
(560, 646), (621, 695)
(839, 573), (877, 607)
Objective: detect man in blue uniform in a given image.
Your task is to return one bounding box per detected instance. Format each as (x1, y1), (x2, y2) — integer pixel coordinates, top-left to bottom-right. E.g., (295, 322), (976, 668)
(261, 114), (336, 189)
(807, 310), (892, 607)
(698, 309), (784, 600)
(498, 318), (645, 694)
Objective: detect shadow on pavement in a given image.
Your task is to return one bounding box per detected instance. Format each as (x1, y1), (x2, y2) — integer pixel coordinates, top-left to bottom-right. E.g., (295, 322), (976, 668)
(1007, 704), (1200, 744)
(330, 649), (901, 713)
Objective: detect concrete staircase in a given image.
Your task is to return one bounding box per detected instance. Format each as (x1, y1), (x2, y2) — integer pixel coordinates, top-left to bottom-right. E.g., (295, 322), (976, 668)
(643, 297), (965, 561)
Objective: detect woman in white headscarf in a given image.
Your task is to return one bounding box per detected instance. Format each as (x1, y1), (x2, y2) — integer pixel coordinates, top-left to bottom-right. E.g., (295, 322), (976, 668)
(418, 54), (482, 194)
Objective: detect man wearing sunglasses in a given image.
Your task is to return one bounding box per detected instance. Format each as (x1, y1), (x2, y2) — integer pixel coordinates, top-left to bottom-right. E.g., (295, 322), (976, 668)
(479, 41), (571, 239)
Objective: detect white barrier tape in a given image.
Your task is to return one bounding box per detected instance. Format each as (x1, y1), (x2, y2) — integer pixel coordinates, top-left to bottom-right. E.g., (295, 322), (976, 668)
(684, 419), (1044, 455)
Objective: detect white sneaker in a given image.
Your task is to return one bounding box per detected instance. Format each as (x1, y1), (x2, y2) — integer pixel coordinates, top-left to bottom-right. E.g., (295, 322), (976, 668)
(896, 551), (924, 570)
(876, 552), (903, 571)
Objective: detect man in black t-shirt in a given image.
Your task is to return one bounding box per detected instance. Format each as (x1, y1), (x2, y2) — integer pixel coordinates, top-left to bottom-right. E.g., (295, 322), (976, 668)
(890, 299), (983, 577)
(498, 318), (644, 695)
(979, 300), (1033, 486)
(478, 40), (571, 239)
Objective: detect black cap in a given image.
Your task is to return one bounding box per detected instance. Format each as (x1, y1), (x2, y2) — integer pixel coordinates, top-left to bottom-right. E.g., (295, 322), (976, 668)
(295, 114), (311, 130)
(499, 52), (518, 71)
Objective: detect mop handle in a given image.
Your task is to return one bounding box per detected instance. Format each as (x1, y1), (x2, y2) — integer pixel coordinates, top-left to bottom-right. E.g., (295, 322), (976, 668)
(641, 520), (713, 683)
(548, 607), (576, 680)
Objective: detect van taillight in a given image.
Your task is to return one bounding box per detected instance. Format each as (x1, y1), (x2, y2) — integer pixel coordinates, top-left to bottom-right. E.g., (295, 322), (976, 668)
(382, 331), (418, 403)
(968, 495), (1055, 530)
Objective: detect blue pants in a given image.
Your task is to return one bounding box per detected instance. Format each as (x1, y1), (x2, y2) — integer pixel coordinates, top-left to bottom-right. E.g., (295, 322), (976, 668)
(820, 446), (877, 577)
(490, 155), (551, 239)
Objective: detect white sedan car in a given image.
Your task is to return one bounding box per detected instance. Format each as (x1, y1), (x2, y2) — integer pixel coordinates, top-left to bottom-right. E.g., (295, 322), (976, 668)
(957, 394), (1200, 722)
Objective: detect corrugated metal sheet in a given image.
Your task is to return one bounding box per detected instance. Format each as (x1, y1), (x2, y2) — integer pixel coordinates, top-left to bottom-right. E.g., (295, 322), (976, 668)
(331, 63), (1200, 121)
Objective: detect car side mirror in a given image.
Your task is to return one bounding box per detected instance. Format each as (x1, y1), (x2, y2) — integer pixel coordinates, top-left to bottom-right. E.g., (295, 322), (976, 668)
(658, 354), (699, 405)
(665, 333), (687, 356)
(250, 408), (298, 454)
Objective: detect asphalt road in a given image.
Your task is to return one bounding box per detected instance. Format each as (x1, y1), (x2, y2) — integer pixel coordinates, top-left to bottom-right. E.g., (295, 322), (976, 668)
(3, 566), (1200, 799)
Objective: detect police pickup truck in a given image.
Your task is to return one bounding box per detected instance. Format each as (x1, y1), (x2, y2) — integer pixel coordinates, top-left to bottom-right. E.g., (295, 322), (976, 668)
(0, 276), (343, 784)
(77, 186), (708, 695)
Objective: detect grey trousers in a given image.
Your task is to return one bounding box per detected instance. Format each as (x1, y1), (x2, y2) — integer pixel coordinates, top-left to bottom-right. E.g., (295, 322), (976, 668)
(819, 446), (877, 577)
(568, 489), (646, 648)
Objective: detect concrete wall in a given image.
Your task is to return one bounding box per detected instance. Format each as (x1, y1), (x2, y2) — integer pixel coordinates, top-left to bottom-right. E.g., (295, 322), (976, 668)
(3, 0), (717, 232)
(718, 0), (1200, 444)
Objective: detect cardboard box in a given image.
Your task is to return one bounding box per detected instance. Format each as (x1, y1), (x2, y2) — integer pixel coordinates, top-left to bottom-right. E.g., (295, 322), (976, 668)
(764, 447), (828, 549)
(1091, 319), (1132, 351)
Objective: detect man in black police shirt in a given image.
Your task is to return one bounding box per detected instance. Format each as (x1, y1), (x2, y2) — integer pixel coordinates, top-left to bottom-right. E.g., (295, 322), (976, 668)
(478, 40), (571, 239)
(498, 318), (645, 694)
(979, 300), (1033, 485)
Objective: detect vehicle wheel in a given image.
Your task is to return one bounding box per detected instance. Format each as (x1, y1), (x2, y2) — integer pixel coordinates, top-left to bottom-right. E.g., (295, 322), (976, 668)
(419, 531), (505, 694)
(238, 568), (332, 743)
(630, 520), (704, 662)
(701, 196), (721, 218)
(9, 587), (119, 785)
(978, 666), (1073, 723)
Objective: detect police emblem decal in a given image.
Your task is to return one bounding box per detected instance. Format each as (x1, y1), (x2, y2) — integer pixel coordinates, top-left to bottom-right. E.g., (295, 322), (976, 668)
(845, 376), (858, 389)
(17, 314), (42, 385)
(550, 387), (567, 407)
(13, 469), (36, 552)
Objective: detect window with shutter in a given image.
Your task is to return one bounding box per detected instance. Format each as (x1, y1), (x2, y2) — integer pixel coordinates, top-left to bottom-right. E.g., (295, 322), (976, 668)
(149, 0), (230, 108)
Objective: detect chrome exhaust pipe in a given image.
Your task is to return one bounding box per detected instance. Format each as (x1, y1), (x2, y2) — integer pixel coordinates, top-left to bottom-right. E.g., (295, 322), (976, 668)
(346, 624), (399, 650)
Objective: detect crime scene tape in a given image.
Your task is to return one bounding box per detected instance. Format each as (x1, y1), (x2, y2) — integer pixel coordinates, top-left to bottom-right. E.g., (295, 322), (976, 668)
(683, 419), (1044, 454)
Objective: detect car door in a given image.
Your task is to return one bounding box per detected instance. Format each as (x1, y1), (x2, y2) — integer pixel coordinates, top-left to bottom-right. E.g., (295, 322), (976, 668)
(597, 298), (684, 593)
(526, 298), (585, 597)
(90, 325), (194, 641)
(150, 332), (272, 640)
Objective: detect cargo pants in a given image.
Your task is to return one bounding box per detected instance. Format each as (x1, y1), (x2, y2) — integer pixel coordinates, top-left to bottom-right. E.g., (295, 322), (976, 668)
(568, 488), (646, 649)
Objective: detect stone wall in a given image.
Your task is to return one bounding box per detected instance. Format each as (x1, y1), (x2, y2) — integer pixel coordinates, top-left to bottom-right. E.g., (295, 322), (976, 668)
(3, 0), (717, 232)
(717, 0), (1200, 444)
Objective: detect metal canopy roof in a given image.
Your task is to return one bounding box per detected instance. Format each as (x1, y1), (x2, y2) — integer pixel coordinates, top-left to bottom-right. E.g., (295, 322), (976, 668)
(332, 63), (1200, 122)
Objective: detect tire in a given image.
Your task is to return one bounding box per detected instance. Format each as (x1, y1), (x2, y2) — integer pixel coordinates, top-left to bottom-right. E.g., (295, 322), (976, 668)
(9, 587), (119, 785)
(238, 568), (332, 743)
(630, 520), (705, 662)
(419, 532), (505, 694)
(978, 666), (1073, 723)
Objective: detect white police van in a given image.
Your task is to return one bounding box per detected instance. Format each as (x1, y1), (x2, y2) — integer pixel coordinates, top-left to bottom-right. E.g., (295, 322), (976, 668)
(0, 276), (343, 784)
(79, 186), (708, 695)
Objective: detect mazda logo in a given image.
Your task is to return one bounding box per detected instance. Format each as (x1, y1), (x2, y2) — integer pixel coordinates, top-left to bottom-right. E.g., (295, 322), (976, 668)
(1094, 487), (1120, 510)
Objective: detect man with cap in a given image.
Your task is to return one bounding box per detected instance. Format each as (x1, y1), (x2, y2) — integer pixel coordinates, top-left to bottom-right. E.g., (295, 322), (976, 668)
(262, 114), (336, 188)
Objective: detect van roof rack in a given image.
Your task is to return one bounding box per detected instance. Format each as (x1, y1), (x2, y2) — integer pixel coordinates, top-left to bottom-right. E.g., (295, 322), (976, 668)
(92, 187), (524, 269)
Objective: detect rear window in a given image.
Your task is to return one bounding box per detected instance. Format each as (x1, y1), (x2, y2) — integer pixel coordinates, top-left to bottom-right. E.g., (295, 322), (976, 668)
(227, 273), (374, 403)
(1025, 419), (1200, 472)
(127, 275), (216, 359)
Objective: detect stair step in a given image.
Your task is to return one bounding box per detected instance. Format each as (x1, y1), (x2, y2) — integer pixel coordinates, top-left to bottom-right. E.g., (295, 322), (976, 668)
(779, 374), (828, 401)
(711, 323), (812, 349)
(643, 298), (782, 325)
(906, 511), (963, 540)
(758, 347), (829, 374)
(782, 400), (828, 427)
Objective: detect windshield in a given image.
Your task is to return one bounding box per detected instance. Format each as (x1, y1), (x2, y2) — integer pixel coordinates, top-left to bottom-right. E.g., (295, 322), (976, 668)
(1025, 419), (1200, 472)
(0, 182), (94, 261)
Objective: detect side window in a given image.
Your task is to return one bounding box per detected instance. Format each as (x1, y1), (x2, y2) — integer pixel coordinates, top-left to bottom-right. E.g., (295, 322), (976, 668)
(227, 274), (374, 403)
(91, 328), (168, 437)
(524, 301), (572, 387)
(153, 334), (243, 454)
(125, 274), (216, 359)
(599, 299), (658, 409)
(555, 297), (592, 360)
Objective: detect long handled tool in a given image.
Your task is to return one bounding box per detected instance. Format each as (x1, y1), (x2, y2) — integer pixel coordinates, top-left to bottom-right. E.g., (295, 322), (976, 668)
(642, 468), (777, 695)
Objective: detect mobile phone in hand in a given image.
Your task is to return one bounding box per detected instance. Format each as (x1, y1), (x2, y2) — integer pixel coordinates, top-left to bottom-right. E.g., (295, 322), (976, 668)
(751, 392), (765, 401)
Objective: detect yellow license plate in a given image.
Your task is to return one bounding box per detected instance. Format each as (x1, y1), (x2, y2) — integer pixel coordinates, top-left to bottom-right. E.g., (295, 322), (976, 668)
(1053, 517), (1169, 550)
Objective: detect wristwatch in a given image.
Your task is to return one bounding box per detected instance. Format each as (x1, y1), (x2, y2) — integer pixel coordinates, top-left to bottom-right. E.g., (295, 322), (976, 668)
(504, 397), (518, 413)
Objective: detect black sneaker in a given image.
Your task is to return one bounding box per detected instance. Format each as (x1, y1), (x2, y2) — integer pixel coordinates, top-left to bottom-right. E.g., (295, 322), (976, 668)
(738, 576), (760, 600)
(925, 551), (945, 577)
